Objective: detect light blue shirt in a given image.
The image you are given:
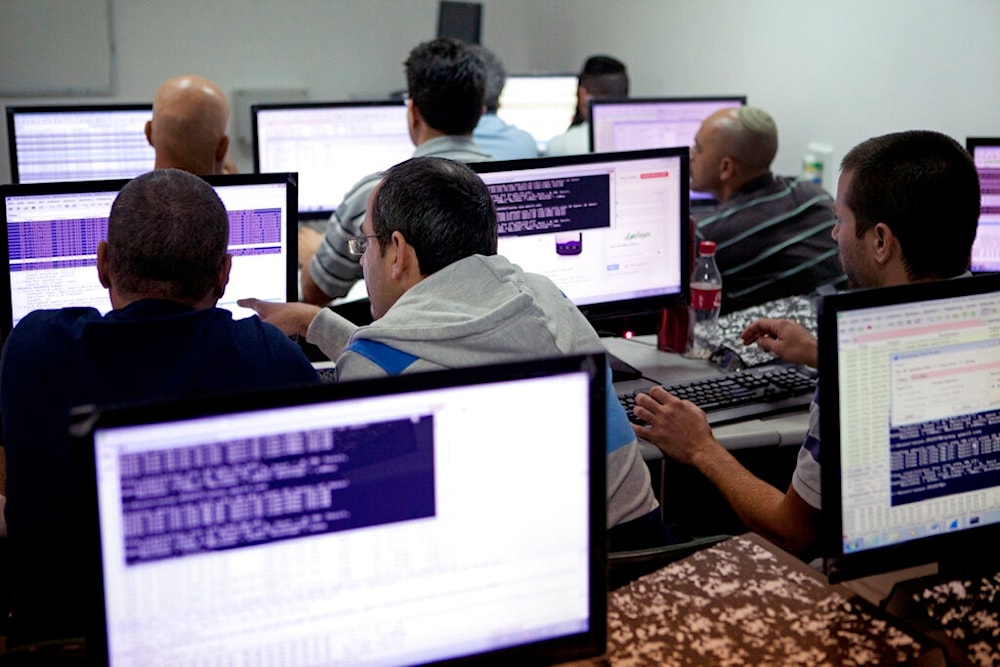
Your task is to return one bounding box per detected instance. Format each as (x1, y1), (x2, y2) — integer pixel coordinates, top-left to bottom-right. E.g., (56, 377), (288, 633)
(473, 113), (539, 160)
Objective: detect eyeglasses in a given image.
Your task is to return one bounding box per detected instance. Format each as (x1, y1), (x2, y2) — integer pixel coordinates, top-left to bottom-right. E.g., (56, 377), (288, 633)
(347, 234), (378, 256)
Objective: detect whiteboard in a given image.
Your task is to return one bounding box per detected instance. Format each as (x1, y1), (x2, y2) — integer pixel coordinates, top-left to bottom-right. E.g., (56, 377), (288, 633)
(0, 0), (114, 95)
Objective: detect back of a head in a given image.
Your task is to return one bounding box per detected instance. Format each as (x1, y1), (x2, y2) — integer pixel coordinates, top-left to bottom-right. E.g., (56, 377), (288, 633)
(471, 44), (505, 113)
(405, 38), (486, 135)
(151, 75), (231, 175)
(371, 157), (497, 275)
(579, 55), (629, 98)
(841, 130), (980, 280)
(108, 169), (230, 301)
(730, 106), (778, 171)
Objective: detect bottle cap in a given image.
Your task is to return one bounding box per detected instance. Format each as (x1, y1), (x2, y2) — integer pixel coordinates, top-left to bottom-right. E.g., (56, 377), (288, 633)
(698, 240), (717, 255)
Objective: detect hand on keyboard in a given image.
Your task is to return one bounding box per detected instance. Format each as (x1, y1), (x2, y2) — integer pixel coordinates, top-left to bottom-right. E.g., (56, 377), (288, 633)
(619, 365), (817, 427)
(626, 385), (718, 467)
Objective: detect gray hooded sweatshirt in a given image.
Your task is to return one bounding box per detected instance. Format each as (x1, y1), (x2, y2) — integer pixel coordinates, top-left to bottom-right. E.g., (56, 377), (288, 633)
(306, 253), (659, 528)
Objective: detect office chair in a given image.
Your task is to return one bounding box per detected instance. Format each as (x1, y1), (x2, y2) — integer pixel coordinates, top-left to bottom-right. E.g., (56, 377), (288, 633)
(609, 533), (733, 590)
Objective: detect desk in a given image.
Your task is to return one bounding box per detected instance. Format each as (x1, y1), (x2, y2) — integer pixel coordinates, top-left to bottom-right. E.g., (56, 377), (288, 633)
(605, 534), (944, 666)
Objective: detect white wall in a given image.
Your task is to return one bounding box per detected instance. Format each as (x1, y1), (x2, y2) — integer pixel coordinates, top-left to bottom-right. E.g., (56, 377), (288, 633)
(3, 0), (1000, 188)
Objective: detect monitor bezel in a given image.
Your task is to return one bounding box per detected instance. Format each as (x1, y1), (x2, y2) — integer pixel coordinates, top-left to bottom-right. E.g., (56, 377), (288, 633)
(6, 103), (154, 184)
(72, 353), (609, 666)
(965, 137), (1000, 274)
(588, 95), (747, 206)
(587, 95), (748, 152)
(818, 273), (1000, 583)
(0, 172), (299, 344)
(965, 136), (1000, 155)
(470, 147), (691, 330)
(250, 99), (410, 220)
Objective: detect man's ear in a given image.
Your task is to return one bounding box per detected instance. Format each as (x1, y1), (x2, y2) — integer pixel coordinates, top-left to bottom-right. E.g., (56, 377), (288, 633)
(144, 120), (154, 147)
(718, 155), (736, 182)
(97, 241), (112, 288)
(215, 134), (230, 162)
(872, 222), (895, 265)
(214, 254), (233, 299)
(388, 231), (420, 281)
(406, 98), (421, 139)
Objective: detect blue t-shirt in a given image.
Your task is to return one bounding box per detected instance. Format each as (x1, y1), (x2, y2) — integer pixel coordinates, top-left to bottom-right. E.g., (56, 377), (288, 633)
(0, 299), (319, 644)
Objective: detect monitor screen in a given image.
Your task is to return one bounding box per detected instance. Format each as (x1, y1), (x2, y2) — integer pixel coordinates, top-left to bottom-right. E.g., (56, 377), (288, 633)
(0, 173), (297, 343)
(965, 138), (1000, 272)
(819, 274), (1000, 582)
(590, 97), (747, 203)
(471, 148), (689, 330)
(496, 74), (579, 153)
(252, 101), (413, 219)
(75, 355), (606, 666)
(6, 104), (155, 184)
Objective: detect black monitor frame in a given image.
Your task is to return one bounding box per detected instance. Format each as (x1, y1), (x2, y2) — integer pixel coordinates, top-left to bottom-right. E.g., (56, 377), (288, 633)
(588, 95), (747, 205)
(818, 273), (1000, 583)
(73, 354), (608, 666)
(0, 172), (299, 344)
(470, 147), (690, 335)
(965, 137), (1000, 274)
(6, 103), (154, 184)
(251, 99), (410, 220)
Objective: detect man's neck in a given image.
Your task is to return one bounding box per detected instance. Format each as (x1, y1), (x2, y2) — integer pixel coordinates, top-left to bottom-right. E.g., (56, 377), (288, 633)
(413, 127), (472, 146)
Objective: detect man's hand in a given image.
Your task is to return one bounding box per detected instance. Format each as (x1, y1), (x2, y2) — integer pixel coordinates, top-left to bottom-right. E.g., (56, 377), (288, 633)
(631, 386), (720, 467)
(741, 318), (818, 368)
(237, 298), (320, 338)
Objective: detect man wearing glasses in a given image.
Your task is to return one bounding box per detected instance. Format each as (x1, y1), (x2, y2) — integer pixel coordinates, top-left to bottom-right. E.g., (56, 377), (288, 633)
(240, 156), (671, 553)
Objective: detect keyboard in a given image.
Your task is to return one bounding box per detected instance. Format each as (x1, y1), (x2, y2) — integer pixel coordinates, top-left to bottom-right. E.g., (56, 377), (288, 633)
(619, 365), (818, 426)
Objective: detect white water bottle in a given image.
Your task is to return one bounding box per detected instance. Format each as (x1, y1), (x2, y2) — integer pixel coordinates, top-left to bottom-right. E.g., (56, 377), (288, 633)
(689, 240), (723, 358)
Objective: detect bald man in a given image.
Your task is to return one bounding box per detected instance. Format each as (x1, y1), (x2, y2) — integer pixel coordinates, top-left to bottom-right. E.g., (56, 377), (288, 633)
(691, 106), (844, 314)
(145, 74), (233, 175)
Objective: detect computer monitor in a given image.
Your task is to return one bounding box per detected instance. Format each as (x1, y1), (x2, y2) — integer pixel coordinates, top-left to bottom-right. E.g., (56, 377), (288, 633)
(74, 354), (607, 665)
(965, 137), (1000, 272)
(6, 104), (155, 184)
(471, 148), (690, 335)
(496, 74), (579, 153)
(0, 173), (297, 343)
(252, 101), (412, 219)
(590, 96), (747, 203)
(818, 274), (1000, 583)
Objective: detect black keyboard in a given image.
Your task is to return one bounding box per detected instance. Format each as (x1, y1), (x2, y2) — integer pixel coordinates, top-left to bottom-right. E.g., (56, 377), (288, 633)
(619, 365), (818, 426)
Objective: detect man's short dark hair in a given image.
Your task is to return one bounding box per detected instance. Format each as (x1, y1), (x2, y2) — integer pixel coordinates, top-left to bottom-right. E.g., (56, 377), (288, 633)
(405, 38), (486, 135)
(841, 130), (979, 281)
(107, 169), (229, 300)
(371, 157), (497, 275)
(579, 54), (629, 98)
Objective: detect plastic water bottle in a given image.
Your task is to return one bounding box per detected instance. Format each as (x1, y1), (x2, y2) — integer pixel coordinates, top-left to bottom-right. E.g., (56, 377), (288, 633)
(689, 240), (723, 358)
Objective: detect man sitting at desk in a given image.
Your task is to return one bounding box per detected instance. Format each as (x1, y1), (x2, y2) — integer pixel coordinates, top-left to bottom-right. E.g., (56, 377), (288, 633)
(240, 156), (670, 552)
(631, 130), (979, 558)
(0, 169), (319, 646)
(692, 106), (844, 314)
(299, 37), (492, 304)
